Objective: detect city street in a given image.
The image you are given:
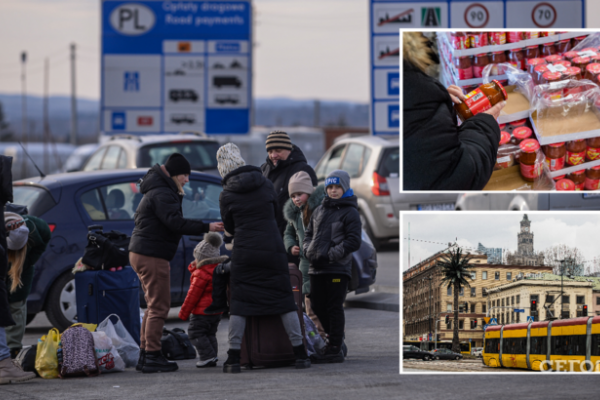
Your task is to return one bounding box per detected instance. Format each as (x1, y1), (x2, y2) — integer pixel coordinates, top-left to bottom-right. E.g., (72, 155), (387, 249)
(402, 359), (534, 373)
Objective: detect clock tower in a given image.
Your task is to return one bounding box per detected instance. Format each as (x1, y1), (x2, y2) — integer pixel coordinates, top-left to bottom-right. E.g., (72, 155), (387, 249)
(517, 214), (534, 255)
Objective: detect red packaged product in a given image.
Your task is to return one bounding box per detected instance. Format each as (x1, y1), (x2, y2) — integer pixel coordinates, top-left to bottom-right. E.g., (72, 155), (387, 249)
(572, 56), (591, 72)
(508, 48), (525, 70)
(507, 32), (523, 43)
(541, 43), (557, 57)
(585, 166), (600, 190)
(567, 170), (586, 191)
(454, 57), (473, 80)
(533, 64), (550, 85)
(519, 139), (543, 182)
(585, 63), (600, 83)
(472, 53), (490, 78)
(544, 54), (563, 64)
(451, 32), (469, 50)
(586, 137), (600, 161)
(489, 32), (506, 46)
(541, 71), (563, 85)
(513, 126), (533, 143)
(552, 60), (571, 69)
(470, 32), (488, 48)
(556, 39), (572, 54)
(509, 119), (527, 127)
(564, 66), (582, 80)
(543, 142), (566, 171)
(566, 139), (586, 166)
(555, 179), (575, 191)
(525, 45), (540, 60)
(524, 32), (540, 40)
(527, 58), (546, 74)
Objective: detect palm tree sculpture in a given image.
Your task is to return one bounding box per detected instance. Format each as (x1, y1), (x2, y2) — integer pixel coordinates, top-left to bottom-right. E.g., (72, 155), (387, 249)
(439, 246), (474, 354)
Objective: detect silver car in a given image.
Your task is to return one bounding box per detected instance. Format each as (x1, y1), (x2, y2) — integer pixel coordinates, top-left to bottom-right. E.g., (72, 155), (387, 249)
(314, 135), (456, 249)
(82, 132), (221, 176)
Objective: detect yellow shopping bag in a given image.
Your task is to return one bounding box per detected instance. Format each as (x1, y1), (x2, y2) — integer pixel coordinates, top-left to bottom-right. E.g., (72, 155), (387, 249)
(35, 328), (61, 379)
(71, 322), (97, 333)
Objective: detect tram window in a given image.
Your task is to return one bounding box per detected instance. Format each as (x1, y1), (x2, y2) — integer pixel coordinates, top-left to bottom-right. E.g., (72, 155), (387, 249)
(552, 335), (585, 356)
(592, 335), (600, 356)
(530, 337), (545, 355)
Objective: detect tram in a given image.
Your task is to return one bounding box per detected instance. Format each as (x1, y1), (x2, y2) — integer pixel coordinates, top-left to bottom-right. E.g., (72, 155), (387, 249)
(483, 316), (600, 372)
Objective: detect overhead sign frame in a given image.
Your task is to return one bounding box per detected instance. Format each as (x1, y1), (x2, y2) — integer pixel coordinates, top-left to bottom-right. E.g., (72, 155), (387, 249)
(101, 0), (252, 135)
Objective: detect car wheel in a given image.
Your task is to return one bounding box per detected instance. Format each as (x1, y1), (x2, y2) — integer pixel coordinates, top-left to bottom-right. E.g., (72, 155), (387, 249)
(45, 272), (77, 331)
(26, 313), (37, 326)
(423, 355), (430, 361)
(435, 356), (440, 360)
(456, 356), (461, 360)
(359, 212), (382, 251)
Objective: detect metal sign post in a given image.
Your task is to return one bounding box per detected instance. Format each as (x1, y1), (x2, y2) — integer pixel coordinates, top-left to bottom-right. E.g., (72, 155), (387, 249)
(101, 0), (252, 135)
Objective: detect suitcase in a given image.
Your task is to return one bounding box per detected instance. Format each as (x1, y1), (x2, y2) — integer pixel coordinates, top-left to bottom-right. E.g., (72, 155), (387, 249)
(240, 264), (306, 368)
(75, 266), (141, 344)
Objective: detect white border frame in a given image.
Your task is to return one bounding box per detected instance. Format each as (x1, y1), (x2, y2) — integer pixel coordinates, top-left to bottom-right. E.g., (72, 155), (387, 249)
(400, 210), (600, 374)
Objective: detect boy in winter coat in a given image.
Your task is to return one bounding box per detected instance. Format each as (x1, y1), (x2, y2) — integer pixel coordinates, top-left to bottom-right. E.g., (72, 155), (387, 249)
(283, 171), (326, 339)
(179, 232), (229, 368)
(303, 170), (361, 364)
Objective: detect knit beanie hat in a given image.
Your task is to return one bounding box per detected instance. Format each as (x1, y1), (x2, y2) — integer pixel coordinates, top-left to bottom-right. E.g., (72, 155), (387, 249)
(165, 153), (191, 176)
(265, 131), (293, 152)
(5, 212), (29, 251)
(325, 169), (351, 193)
(217, 143), (246, 178)
(193, 232), (223, 263)
(288, 171), (314, 197)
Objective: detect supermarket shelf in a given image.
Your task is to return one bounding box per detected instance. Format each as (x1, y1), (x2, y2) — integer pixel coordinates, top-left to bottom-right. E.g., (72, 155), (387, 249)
(439, 53), (508, 87)
(440, 31), (588, 58)
(547, 159), (600, 178)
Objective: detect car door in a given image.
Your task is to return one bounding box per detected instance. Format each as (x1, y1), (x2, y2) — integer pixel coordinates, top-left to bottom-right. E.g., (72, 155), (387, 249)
(77, 177), (187, 304)
(179, 176), (225, 301)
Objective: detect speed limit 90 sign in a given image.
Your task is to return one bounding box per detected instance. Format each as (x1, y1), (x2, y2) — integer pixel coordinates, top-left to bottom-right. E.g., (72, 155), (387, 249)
(465, 4), (489, 28)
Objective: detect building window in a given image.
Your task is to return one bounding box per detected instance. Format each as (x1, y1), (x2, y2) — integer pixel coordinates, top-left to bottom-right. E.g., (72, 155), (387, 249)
(482, 271), (488, 280)
(447, 321), (452, 330)
(516, 313), (520, 323)
(511, 296), (514, 305)
(447, 303), (452, 312)
(562, 295), (570, 304)
(547, 295), (554, 304)
(576, 296), (584, 304)
(460, 288), (464, 296)
(507, 272), (512, 280)
(459, 320), (464, 330)
(516, 295), (520, 304)
(502, 298), (505, 307)
(471, 272), (476, 280)
(561, 310), (569, 319)
(471, 303), (476, 313)
(447, 286), (452, 296)
(482, 304), (487, 313)
(495, 272), (500, 280)
(597, 297), (600, 306)
(483, 288), (488, 297)
(471, 287), (476, 297)
(492, 300), (495, 307)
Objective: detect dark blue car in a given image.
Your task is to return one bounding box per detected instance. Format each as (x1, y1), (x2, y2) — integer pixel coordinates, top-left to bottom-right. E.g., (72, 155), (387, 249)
(14, 169), (377, 331)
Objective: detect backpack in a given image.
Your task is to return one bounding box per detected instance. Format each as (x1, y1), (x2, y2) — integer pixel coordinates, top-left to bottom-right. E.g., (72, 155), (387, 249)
(59, 326), (100, 378)
(161, 328), (197, 360)
(82, 225), (130, 270)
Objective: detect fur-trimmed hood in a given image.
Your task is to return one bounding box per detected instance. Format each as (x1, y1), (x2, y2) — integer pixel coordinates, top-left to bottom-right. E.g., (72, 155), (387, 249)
(283, 183), (326, 223)
(192, 255), (230, 270)
(402, 32), (434, 74)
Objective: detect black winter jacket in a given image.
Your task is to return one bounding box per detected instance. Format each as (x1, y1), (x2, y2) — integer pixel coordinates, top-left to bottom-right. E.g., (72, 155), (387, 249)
(403, 60), (500, 190)
(0, 155), (14, 327)
(302, 195), (361, 278)
(220, 165), (297, 316)
(129, 165), (209, 261)
(261, 145), (318, 236)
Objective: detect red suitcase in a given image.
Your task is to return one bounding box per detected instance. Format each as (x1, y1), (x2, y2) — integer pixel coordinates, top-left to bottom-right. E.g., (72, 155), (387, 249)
(240, 264), (306, 368)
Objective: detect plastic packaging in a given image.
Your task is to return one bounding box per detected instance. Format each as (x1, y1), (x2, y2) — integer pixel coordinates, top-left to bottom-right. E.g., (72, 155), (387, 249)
(303, 313), (326, 356)
(92, 331), (126, 373)
(482, 62), (535, 103)
(532, 79), (600, 127)
(35, 328), (60, 379)
(97, 314), (140, 368)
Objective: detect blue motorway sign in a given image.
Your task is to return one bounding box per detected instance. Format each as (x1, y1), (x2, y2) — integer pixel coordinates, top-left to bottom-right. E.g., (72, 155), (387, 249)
(101, 1), (251, 135)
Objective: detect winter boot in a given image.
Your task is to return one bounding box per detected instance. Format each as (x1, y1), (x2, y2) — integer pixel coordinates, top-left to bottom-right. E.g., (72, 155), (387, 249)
(223, 349), (241, 373)
(142, 350), (178, 373)
(310, 345), (344, 364)
(292, 344), (311, 369)
(0, 357), (36, 385)
(136, 349), (146, 371)
(196, 357), (218, 368)
(204, 269), (229, 314)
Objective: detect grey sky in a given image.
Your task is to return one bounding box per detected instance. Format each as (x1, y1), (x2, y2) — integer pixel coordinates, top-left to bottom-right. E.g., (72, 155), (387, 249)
(401, 212), (600, 271)
(0, 0), (368, 102)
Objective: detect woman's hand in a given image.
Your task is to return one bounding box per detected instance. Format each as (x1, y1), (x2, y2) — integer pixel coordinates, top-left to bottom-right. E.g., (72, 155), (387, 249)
(5, 219), (25, 231)
(447, 85), (466, 105)
(209, 222), (224, 232)
(291, 246), (300, 256)
(483, 101), (506, 120)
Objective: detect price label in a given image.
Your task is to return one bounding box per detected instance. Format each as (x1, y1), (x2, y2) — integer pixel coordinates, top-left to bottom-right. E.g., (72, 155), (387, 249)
(465, 3), (489, 28)
(532, 2), (557, 28)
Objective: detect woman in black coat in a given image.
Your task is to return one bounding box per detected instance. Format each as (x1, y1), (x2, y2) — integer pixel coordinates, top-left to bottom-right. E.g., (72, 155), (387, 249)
(129, 153), (223, 373)
(216, 143), (310, 373)
(403, 32), (506, 190)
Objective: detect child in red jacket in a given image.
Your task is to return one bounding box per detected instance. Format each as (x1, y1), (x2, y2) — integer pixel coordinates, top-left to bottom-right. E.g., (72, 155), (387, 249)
(179, 232), (229, 368)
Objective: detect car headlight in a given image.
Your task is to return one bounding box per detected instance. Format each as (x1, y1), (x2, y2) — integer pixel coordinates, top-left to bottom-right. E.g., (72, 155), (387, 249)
(361, 228), (374, 248)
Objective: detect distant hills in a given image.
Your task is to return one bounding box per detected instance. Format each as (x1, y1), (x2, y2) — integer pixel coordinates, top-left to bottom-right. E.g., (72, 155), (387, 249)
(0, 93), (369, 143)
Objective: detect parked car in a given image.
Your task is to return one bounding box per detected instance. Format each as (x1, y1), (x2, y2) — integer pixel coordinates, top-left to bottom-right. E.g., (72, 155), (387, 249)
(314, 135), (456, 249)
(59, 143), (99, 173)
(402, 345), (433, 361)
(471, 347), (483, 357)
(15, 169), (377, 331)
(455, 193), (600, 210)
(82, 132), (220, 176)
(433, 348), (464, 360)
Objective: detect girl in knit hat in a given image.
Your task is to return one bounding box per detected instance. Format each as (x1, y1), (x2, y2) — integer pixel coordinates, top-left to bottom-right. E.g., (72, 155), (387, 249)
(283, 172), (327, 340)
(179, 232), (230, 368)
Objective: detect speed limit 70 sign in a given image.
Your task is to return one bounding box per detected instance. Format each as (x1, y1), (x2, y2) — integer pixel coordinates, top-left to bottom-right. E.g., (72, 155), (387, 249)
(449, 0), (583, 28)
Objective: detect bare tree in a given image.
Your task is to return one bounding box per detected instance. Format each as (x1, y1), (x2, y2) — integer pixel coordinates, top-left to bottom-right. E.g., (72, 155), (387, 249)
(540, 244), (585, 274)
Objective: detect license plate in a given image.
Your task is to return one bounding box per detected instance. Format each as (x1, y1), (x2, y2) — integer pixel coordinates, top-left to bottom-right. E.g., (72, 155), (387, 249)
(583, 194), (600, 199)
(417, 203), (455, 211)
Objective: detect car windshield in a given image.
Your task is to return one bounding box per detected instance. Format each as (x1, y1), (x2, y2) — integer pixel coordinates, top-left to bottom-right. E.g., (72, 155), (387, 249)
(138, 141), (220, 171)
(12, 185), (57, 216)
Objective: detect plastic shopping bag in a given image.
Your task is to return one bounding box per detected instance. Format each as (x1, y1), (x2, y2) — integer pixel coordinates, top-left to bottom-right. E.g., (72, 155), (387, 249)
(97, 314), (139, 368)
(303, 313), (326, 356)
(92, 331), (125, 373)
(35, 328), (60, 379)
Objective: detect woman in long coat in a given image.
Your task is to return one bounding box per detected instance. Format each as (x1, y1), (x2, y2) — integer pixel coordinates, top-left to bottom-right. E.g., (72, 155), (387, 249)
(217, 143), (310, 373)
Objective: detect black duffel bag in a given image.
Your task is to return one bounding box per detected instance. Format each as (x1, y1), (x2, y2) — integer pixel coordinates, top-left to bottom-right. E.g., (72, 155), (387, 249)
(161, 328), (197, 360)
(82, 225), (130, 270)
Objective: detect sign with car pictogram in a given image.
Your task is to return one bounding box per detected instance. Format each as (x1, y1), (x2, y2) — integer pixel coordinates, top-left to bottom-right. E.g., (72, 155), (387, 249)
(101, 1), (251, 135)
